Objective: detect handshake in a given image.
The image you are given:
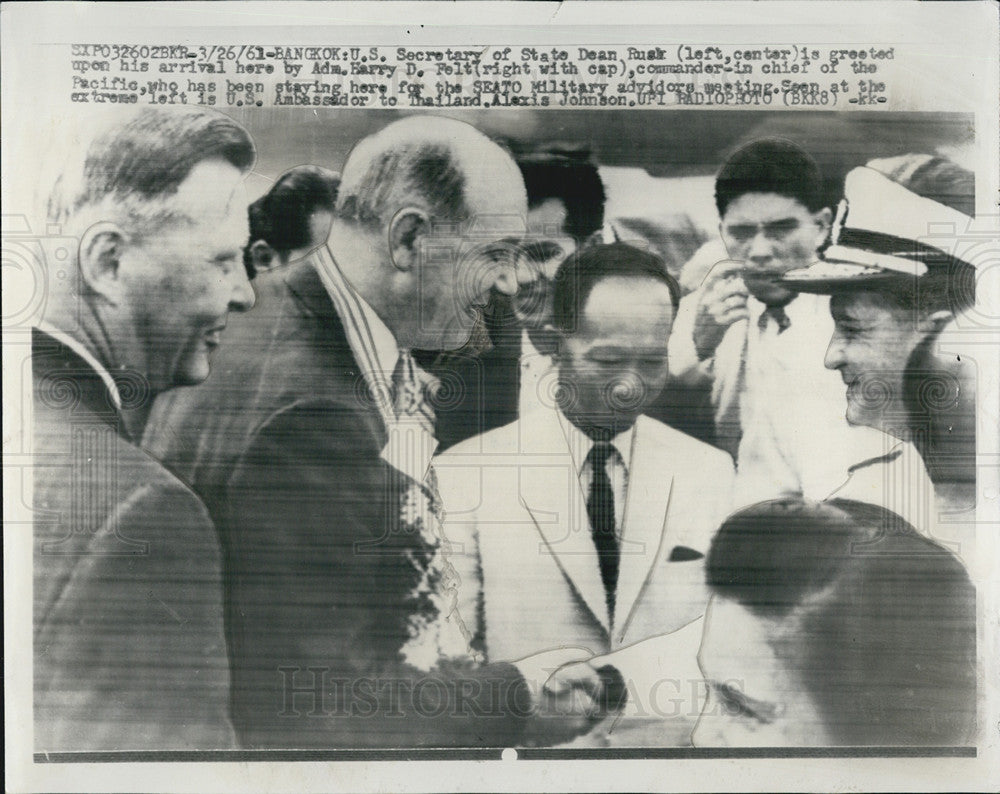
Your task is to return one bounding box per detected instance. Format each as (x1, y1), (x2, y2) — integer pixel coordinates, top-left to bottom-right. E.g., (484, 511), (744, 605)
(514, 646), (628, 746)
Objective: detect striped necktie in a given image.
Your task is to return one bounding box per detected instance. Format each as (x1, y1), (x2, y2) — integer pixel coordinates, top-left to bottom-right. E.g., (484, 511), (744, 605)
(391, 349), (436, 437)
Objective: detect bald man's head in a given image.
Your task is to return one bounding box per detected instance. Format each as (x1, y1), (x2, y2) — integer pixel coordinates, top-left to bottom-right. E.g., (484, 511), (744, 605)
(328, 115), (528, 352)
(335, 115), (527, 229)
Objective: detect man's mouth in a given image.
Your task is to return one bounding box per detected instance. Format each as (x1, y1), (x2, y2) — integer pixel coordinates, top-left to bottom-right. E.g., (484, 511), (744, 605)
(204, 326), (226, 347)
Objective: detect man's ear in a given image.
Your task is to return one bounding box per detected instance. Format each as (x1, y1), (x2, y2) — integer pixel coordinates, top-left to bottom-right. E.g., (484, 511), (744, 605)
(249, 239), (276, 273)
(581, 228), (605, 250)
(918, 309), (955, 337)
(813, 207), (834, 245)
(78, 222), (127, 305)
(388, 207), (430, 273)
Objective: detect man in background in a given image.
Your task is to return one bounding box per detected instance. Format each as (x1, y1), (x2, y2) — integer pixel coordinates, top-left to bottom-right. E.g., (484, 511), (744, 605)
(243, 164), (340, 278)
(33, 106), (256, 750)
(437, 243), (735, 747)
(667, 139), (930, 512)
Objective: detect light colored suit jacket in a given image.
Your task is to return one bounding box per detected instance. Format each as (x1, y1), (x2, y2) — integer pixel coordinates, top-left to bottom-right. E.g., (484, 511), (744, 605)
(435, 409), (735, 746)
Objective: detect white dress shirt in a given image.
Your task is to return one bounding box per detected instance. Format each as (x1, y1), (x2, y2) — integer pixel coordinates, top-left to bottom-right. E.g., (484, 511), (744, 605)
(557, 411), (636, 535)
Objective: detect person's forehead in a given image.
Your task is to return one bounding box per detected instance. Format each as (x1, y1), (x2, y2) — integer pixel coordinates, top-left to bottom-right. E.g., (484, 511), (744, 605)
(578, 276), (674, 330)
(831, 290), (904, 323)
(464, 147), (528, 215)
(701, 599), (803, 694)
(527, 198), (570, 234)
(722, 192), (811, 222)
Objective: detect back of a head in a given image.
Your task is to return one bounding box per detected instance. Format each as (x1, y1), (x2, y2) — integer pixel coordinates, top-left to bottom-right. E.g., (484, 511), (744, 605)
(715, 138), (824, 218)
(47, 106), (255, 238)
(551, 242), (679, 334)
(334, 115), (521, 229)
(707, 498), (976, 745)
(517, 150), (606, 242)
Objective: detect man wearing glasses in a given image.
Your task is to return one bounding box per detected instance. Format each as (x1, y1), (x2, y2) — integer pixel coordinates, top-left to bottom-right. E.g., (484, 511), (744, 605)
(666, 139), (931, 512)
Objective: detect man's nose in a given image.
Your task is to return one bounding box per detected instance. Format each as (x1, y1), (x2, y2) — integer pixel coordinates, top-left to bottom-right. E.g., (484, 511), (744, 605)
(230, 266), (256, 312)
(745, 231), (773, 263)
(824, 334), (844, 371)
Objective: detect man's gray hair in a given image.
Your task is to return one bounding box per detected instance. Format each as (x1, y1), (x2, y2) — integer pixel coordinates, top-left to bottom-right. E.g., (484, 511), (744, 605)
(336, 116), (508, 228)
(47, 107), (255, 240)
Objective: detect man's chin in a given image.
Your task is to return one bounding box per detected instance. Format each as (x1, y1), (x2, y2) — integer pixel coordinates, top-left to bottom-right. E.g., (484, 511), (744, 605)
(172, 358), (212, 388)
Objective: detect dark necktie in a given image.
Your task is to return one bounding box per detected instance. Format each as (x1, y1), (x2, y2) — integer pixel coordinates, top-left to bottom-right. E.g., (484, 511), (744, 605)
(586, 441), (620, 624)
(758, 304), (792, 334)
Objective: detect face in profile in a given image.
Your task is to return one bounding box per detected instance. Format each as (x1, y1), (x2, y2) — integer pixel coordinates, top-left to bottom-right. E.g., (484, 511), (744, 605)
(419, 151), (528, 352)
(720, 192), (830, 306)
(824, 291), (927, 432)
(693, 597), (832, 747)
(556, 275), (674, 433)
(119, 158), (254, 390)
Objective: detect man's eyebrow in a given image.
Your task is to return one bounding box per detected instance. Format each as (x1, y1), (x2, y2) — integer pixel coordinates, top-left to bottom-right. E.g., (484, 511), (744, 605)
(211, 249), (241, 262)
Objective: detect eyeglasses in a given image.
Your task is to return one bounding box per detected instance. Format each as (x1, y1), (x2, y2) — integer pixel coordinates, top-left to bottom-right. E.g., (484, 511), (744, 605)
(723, 218), (804, 243)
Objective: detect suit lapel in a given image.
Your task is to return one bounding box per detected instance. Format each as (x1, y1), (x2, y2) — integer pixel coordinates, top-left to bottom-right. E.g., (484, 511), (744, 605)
(519, 408), (612, 634)
(614, 416), (675, 643)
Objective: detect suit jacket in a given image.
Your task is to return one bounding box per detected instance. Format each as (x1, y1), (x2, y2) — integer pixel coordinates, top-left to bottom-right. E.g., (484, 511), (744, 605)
(435, 409), (736, 746)
(219, 261), (531, 748)
(31, 328), (235, 751)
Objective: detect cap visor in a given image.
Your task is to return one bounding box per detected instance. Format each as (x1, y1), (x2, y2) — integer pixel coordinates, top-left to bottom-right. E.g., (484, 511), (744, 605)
(780, 261), (907, 293)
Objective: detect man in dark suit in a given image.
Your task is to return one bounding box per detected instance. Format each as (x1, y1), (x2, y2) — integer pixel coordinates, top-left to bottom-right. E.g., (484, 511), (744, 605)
(218, 117), (609, 748)
(32, 107), (257, 750)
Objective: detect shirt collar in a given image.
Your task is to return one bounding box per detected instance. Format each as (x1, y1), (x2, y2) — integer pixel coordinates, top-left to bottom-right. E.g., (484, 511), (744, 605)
(557, 408), (635, 475)
(36, 322), (122, 410)
(354, 292), (401, 379)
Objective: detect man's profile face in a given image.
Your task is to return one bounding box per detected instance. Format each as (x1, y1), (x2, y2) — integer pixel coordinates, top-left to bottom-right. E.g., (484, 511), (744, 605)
(825, 291), (925, 433)
(720, 192), (828, 306)
(556, 275), (674, 433)
(693, 597), (831, 747)
(422, 154), (528, 351)
(120, 158), (253, 390)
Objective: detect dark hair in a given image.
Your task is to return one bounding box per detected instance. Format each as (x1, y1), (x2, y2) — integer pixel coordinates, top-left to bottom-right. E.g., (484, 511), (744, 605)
(706, 497), (976, 745)
(51, 107), (255, 229)
(552, 242), (680, 334)
(715, 138), (824, 218)
(518, 151), (606, 242)
(249, 166), (339, 253)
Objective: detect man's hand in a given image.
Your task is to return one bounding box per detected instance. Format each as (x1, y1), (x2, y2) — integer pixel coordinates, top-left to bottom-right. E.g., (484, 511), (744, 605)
(692, 260), (749, 361)
(514, 648), (604, 747)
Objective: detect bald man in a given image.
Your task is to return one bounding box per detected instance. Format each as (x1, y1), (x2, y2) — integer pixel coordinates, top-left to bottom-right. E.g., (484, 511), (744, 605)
(216, 117), (606, 748)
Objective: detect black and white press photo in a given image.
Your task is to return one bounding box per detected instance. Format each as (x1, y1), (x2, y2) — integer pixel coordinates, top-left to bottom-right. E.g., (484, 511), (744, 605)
(3, 3), (998, 793)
